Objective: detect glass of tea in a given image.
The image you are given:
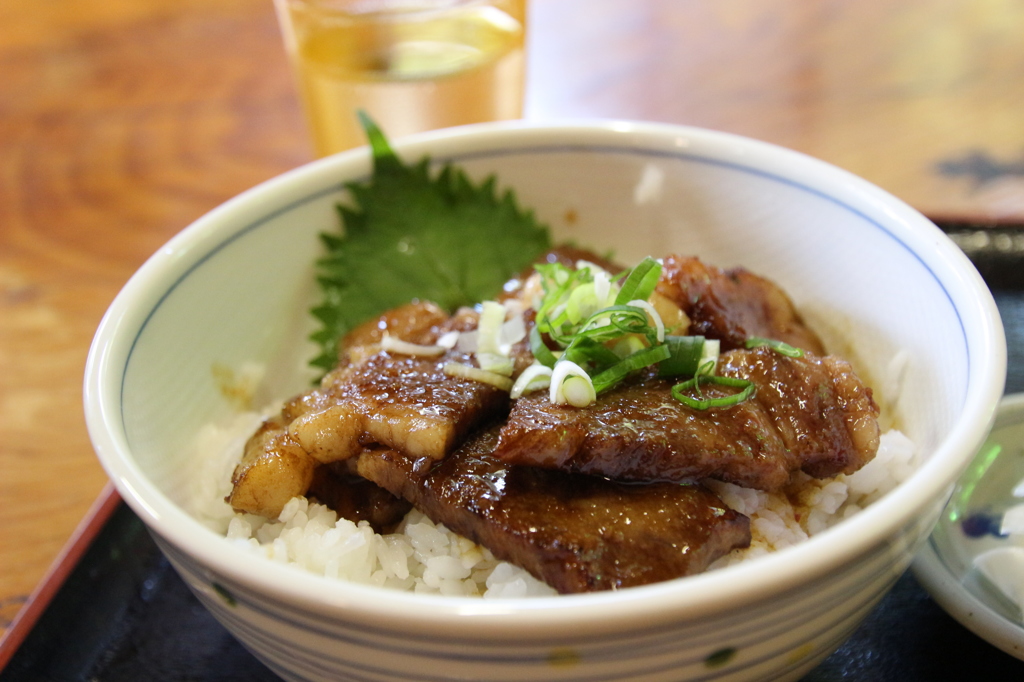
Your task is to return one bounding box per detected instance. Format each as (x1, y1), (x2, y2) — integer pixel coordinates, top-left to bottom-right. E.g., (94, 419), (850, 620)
(273, 0), (528, 157)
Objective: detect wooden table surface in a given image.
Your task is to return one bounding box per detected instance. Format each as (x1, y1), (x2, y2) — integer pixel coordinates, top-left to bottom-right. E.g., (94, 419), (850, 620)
(3, 0), (1024, 643)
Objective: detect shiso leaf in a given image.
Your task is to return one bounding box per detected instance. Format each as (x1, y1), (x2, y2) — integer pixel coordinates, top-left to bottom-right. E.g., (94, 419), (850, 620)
(310, 113), (552, 372)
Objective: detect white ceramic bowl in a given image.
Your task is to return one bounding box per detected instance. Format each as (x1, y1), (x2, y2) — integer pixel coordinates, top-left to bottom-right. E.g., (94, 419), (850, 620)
(85, 120), (1006, 681)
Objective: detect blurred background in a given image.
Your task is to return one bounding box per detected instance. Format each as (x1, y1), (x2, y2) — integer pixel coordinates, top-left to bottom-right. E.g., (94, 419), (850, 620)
(3, 0), (1024, 653)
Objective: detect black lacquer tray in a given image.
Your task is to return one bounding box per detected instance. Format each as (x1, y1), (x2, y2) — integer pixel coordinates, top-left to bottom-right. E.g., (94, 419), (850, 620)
(4, 220), (1024, 681)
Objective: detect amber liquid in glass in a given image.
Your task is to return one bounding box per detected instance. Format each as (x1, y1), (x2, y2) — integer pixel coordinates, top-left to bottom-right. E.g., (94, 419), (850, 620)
(279, 0), (527, 156)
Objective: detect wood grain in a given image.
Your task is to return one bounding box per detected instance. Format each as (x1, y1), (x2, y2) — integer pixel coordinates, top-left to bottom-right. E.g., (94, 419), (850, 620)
(3, 0), (1024, 644)
(0, 0), (311, 633)
(527, 0), (1024, 220)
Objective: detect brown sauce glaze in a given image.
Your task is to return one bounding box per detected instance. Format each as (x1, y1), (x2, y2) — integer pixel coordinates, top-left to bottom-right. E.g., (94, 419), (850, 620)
(493, 347), (879, 490)
(656, 255), (826, 354)
(356, 427), (751, 593)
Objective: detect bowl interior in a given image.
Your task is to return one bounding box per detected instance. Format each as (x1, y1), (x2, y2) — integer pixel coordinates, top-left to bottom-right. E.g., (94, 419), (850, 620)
(86, 121), (1004, 618)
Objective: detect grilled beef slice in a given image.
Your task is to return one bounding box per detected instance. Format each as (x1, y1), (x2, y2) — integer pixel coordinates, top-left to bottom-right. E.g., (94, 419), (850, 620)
(493, 346), (879, 491)
(228, 302), (509, 517)
(227, 413), (318, 519)
(656, 255), (826, 355)
(356, 428), (751, 594)
(307, 461), (412, 533)
(286, 348), (509, 463)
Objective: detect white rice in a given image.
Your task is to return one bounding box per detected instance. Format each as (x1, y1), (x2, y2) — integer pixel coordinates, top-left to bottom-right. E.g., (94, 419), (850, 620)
(707, 429), (916, 567)
(188, 408), (915, 595)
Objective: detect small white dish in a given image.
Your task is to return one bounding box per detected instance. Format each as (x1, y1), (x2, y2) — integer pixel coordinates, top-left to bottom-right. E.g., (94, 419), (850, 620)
(914, 392), (1024, 661)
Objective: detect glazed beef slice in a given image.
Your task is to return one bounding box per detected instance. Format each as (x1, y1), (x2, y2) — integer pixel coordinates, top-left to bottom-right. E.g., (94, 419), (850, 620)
(356, 428), (751, 594)
(493, 347), (879, 490)
(656, 255), (826, 354)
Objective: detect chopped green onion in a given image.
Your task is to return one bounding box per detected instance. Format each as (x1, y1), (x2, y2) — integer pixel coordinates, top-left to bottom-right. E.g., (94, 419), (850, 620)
(477, 351), (514, 377)
(561, 343), (621, 373)
(380, 333), (446, 357)
(658, 335), (705, 377)
(535, 264), (586, 328)
(563, 265), (619, 325)
(550, 360), (595, 406)
(565, 282), (599, 324)
(627, 299), (664, 342)
(498, 311), (527, 350)
(611, 335), (647, 358)
(561, 376), (597, 407)
(698, 338), (721, 371)
(591, 268), (612, 304)
(526, 256), (756, 408)
(671, 374), (755, 410)
(436, 330), (460, 349)
(615, 256), (662, 305)
(443, 362), (514, 391)
(510, 363), (553, 398)
(530, 325), (559, 368)
(745, 336), (804, 358)
(546, 303), (570, 332)
(695, 358), (717, 377)
(591, 344), (671, 394)
(534, 262), (568, 287)
(476, 301), (506, 355)
(572, 305), (652, 344)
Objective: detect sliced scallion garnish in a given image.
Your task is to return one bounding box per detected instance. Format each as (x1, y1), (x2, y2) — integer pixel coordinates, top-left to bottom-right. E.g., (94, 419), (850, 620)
(380, 333), (446, 357)
(561, 376), (597, 407)
(477, 351), (515, 377)
(614, 256), (662, 305)
(699, 338), (721, 370)
(671, 374), (755, 410)
(550, 360), (596, 406)
(560, 335), (622, 370)
(611, 334), (647, 359)
(591, 344), (671, 394)
(526, 257), (754, 410)
(530, 324), (559, 368)
(658, 335), (706, 377)
(567, 305), (654, 346)
(745, 336), (804, 358)
(510, 363), (553, 398)
(627, 298), (664, 342)
(436, 330), (460, 349)
(476, 301), (506, 355)
(443, 362), (514, 391)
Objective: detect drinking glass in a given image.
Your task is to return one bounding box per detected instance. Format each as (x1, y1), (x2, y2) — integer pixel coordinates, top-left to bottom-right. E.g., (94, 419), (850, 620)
(273, 0), (529, 156)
